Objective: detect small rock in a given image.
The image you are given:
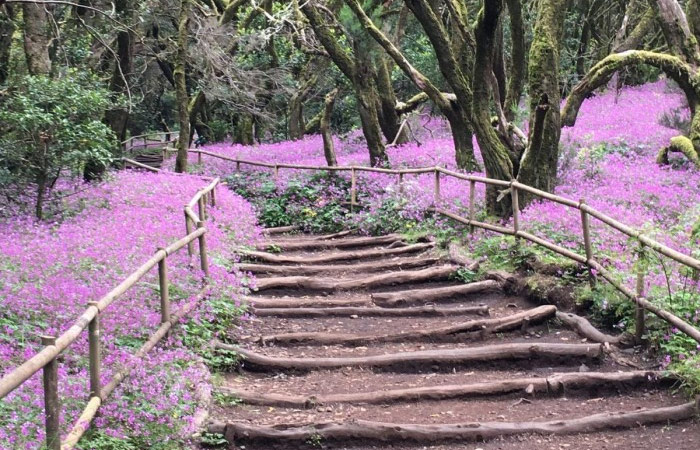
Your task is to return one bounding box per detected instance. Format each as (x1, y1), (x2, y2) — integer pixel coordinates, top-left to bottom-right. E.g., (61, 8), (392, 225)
(579, 363), (590, 372)
(350, 314), (359, 319)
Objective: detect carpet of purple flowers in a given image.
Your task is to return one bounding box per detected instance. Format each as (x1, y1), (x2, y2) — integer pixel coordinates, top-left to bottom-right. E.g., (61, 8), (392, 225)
(0, 171), (260, 448)
(2, 80), (699, 448)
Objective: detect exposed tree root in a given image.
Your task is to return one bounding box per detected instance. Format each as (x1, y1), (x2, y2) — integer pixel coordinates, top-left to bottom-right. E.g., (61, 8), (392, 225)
(217, 370), (667, 408)
(251, 304), (491, 318)
(219, 342), (603, 370)
(371, 280), (500, 307)
(556, 312), (633, 346)
(257, 234), (403, 252)
(254, 265), (458, 292)
(242, 242), (434, 264)
(210, 399), (698, 442)
(246, 297), (371, 309)
(448, 242), (484, 271)
(257, 305), (556, 345)
(237, 256), (440, 276)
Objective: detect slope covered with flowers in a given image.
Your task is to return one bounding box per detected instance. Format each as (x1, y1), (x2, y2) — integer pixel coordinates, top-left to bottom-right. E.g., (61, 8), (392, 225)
(0, 171), (260, 448)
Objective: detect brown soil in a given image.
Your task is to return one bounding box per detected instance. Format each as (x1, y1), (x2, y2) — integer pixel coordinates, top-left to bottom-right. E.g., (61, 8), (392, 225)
(205, 232), (699, 450)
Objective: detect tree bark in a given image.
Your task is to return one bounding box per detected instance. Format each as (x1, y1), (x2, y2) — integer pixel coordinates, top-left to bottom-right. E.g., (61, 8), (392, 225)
(472, 1), (515, 216)
(103, 0), (134, 143)
(517, 0), (567, 202)
(0, 5), (14, 85)
(22, 2), (51, 75)
(174, 0), (191, 173)
(504, 0), (526, 121)
(321, 88), (338, 166)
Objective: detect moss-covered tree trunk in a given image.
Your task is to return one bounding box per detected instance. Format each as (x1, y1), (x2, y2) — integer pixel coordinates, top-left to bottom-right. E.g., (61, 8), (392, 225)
(504, 0), (526, 121)
(0, 6), (14, 85)
(22, 3), (51, 75)
(174, 0), (190, 173)
(517, 0), (567, 201)
(472, 0), (515, 216)
(375, 57), (408, 145)
(233, 113), (255, 145)
(321, 88), (339, 166)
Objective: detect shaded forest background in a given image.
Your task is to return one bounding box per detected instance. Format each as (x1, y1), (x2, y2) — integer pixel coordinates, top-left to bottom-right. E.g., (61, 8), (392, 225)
(1, 0), (699, 218)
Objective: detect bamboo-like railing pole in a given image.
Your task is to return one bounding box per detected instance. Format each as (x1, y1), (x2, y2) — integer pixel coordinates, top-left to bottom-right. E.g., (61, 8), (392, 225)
(197, 221), (210, 278)
(158, 252), (170, 325)
(434, 169), (441, 205)
(398, 172), (404, 194)
(580, 199), (594, 285)
(351, 168), (357, 208)
(185, 209), (194, 257)
(198, 197), (206, 221)
(41, 335), (60, 450)
(510, 182), (520, 234)
(636, 252), (646, 343)
(87, 302), (100, 399)
(468, 180), (476, 233)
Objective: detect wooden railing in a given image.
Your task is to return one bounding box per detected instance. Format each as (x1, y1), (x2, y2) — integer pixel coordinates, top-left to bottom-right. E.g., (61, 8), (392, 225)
(0, 172), (220, 449)
(190, 149), (700, 345)
(121, 131), (179, 154)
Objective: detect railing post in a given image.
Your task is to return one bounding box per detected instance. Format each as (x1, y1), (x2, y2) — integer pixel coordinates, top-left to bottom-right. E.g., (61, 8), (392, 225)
(433, 169), (441, 205)
(236, 160), (241, 172)
(184, 208), (194, 257)
(469, 179), (476, 232)
(210, 186), (217, 207)
(580, 199), (594, 285)
(197, 221), (210, 278)
(398, 172), (404, 194)
(158, 250), (170, 325)
(198, 196), (207, 221)
(197, 151), (202, 165)
(274, 165), (279, 183)
(510, 181), (520, 235)
(636, 247), (646, 343)
(350, 168), (357, 211)
(41, 335), (60, 450)
(87, 303), (101, 399)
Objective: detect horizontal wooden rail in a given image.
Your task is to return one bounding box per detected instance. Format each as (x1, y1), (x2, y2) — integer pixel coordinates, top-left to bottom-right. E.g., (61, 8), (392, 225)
(0, 173), (222, 449)
(190, 150), (700, 345)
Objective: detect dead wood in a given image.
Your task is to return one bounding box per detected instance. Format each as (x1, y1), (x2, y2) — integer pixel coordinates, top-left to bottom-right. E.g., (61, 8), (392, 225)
(556, 312), (633, 346)
(371, 280), (500, 307)
(246, 297), (372, 309)
(242, 242), (434, 264)
(210, 399), (698, 442)
(448, 243), (484, 271)
(237, 256), (440, 276)
(251, 305), (490, 318)
(254, 265), (458, 292)
(257, 234), (403, 251)
(216, 370), (666, 408)
(257, 305), (556, 345)
(219, 342), (603, 370)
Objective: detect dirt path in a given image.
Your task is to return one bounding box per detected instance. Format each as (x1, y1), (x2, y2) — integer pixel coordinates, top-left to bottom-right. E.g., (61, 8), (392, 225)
(206, 231), (699, 449)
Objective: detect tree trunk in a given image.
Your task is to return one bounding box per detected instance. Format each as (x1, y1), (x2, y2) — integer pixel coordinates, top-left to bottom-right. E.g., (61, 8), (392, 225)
(0, 6), (14, 85)
(174, 0), (190, 173)
(375, 57), (408, 145)
(472, 0), (515, 216)
(22, 3), (51, 75)
(354, 57), (388, 167)
(321, 89), (338, 166)
(103, 0), (134, 143)
(518, 0), (567, 202)
(504, 0), (526, 121)
(233, 113), (255, 145)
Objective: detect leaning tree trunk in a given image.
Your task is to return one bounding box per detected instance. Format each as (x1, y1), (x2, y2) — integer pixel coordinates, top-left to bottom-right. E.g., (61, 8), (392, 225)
(22, 3), (51, 75)
(321, 88), (339, 166)
(375, 57), (408, 145)
(354, 55), (388, 167)
(174, 0), (191, 173)
(517, 0), (567, 203)
(504, 0), (526, 121)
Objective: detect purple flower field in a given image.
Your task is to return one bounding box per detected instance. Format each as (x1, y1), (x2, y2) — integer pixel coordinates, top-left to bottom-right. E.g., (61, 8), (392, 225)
(1, 80), (699, 448)
(0, 171), (259, 448)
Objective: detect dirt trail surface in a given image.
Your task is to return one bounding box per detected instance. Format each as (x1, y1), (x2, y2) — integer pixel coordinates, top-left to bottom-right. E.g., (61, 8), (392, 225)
(207, 232), (700, 449)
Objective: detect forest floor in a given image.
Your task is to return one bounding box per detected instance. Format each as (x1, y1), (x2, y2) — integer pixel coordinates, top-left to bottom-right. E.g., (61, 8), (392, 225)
(206, 231), (700, 450)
